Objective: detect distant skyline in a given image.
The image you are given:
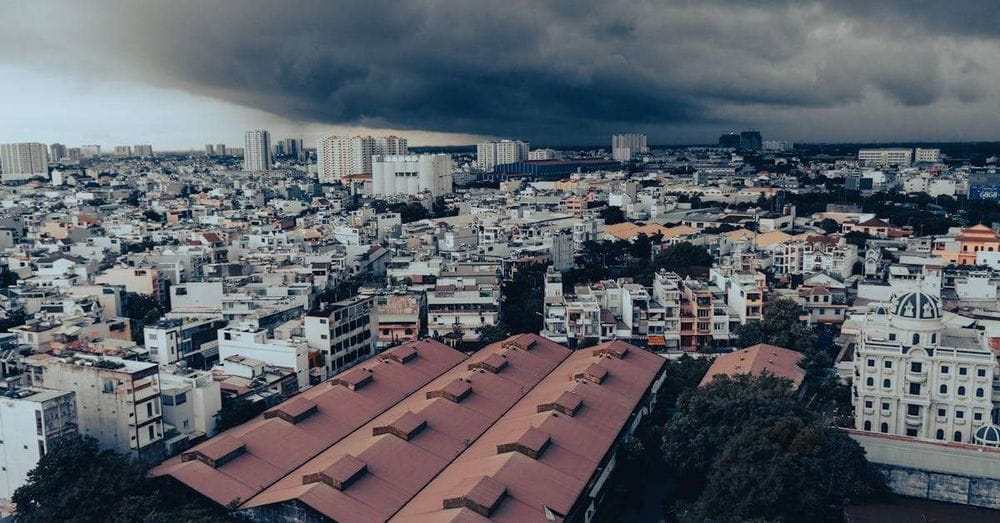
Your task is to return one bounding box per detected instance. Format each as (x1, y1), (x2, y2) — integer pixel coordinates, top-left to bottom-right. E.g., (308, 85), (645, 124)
(3, 1), (1000, 148)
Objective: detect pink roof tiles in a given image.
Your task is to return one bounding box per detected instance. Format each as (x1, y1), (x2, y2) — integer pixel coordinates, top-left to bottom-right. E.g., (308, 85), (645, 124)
(699, 343), (806, 389)
(390, 341), (665, 522)
(152, 338), (467, 507)
(237, 334), (573, 522)
(158, 335), (666, 522)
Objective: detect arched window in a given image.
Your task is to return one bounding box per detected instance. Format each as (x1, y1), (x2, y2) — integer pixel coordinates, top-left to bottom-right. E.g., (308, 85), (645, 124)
(931, 333), (937, 343)
(958, 386), (966, 396)
(883, 379), (891, 388)
(954, 431), (962, 443)
(936, 429), (944, 440)
(864, 421), (872, 431)
(866, 377), (874, 387)
(880, 423), (889, 433)
(912, 333), (920, 345)
(940, 384), (948, 394)
(977, 388), (985, 398)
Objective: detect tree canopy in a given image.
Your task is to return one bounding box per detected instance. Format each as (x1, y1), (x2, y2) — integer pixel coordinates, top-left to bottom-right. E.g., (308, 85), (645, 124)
(13, 436), (230, 522)
(662, 374), (884, 522)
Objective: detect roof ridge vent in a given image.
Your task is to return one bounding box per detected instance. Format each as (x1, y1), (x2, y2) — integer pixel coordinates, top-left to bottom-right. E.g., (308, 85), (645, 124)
(181, 434), (246, 468)
(302, 454), (367, 491)
(263, 396), (318, 424)
(373, 411), (426, 441)
(427, 379), (473, 403)
(502, 334), (538, 351)
(594, 341), (629, 359)
(497, 426), (551, 459)
(538, 390), (583, 416)
(332, 367), (373, 390)
(379, 344), (418, 364)
(573, 363), (608, 384)
(468, 353), (508, 374)
(443, 476), (507, 517)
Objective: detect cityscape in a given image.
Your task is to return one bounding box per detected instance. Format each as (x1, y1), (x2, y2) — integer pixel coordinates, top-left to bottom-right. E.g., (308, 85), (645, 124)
(4, 2), (1000, 523)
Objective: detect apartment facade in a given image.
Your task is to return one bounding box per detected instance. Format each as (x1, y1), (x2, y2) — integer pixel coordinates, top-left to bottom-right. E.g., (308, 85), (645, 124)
(304, 296), (377, 378)
(0, 387), (77, 500)
(25, 354), (165, 460)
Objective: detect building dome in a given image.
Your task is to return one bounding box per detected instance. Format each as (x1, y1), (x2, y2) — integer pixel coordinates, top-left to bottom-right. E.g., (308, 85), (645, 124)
(893, 292), (941, 320)
(974, 424), (1000, 447)
(872, 303), (888, 316)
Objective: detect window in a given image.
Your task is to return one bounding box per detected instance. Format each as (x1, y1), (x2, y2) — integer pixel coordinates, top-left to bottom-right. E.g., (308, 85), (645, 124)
(940, 384), (948, 394)
(975, 412), (984, 422)
(148, 425), (155, 440)
(883, 379), (891, 388)
(865, 400), (873, 408)
(884, 360), (892, 369)
(954, 431), (962, 443)
(936, 429), (945, 440)
(146, 403), (153, 417)
(978, 368), (987, 378)
(941, 365), (949, 374)
(908, 383), (921, 395)
(910, 362), (922, 373)
(880, 423), (889, 433)
(867, 359), (875, 367)
(864, 421), (872, 431)
(977, 388), (985, 398)
(938, 408), (946, 417)
(906, 404), (920, 416)
(882, 402), (890, 411)
(889, 333), (897, 341)
(956, 410), (965, 419)
(912, 333), (920, 345)
(958, 386), (966, 396)
(906, 428), (918, 437)
(866, 377), (875, 387)
(931, 333), (937, 343)
(960, 366), (968, 376)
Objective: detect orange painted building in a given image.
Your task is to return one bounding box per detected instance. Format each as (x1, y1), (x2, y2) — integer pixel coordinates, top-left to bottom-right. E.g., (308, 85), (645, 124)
(934, 224), (1000, 265)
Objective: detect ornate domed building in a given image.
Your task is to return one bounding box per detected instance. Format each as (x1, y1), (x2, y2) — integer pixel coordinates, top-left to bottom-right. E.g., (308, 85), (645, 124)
(853, 291), (1000, 444)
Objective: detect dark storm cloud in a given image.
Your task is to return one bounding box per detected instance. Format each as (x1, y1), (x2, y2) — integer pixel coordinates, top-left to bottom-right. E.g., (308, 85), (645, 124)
(3, 1), (1000, 142)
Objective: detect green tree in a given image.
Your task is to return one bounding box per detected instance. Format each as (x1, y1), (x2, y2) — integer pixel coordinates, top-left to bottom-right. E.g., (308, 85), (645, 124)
(735, 298), (815, 353)
(655, 242), (713, 272)
(660, 355), (713, 406)
(843, 231), (872, 248)
(13, 435), (230, 522)
(818, 218), (840, 234)
(501, 264), (546, 334)
(126, 293), (163, 343)
(475, 323), (508, 347)
(216, 397), (267, 431)
(599, 206), (627, 225)
(662, 374), (884, 520)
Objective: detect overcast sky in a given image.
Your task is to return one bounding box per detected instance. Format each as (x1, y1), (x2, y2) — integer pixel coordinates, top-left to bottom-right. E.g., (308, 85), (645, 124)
(3, 1), (1000, 149)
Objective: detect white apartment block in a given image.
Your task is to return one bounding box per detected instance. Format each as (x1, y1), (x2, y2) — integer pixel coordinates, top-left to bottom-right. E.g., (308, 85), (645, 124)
(477, 139), (529, 171)
(372, 154), (454, 197)
(114, 145), (132, 156)
(317, 135), (408, 183)
(244, 129), (272, 171)
(303, 296), (376, 378)
(611, 133), (648, 162)
(25, 355), (165, 460)
(426, 281), (500, 342)
(858, 148), (913, 167)
(218, 326), (311, 389)
(133, 144), (153, 157)
(914, 148), (941, 164)
(159, 367), (221, 455)
(144, 316), (228, 369)
(528, 148), (557, 160)
(0, 142), (49, 181)
(0, 388), (77, 501)
(852, 292), (1000, 444)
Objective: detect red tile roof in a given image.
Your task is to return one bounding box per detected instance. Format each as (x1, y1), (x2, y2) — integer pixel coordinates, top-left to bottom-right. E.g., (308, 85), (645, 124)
(238, 334), (573, 522)
(699, 343), (806, 389)
(151, 339), (467, 506)
(390, 341), (665, 522)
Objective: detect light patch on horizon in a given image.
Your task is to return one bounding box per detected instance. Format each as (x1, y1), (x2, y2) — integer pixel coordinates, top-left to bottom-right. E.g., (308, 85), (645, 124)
(0, 65), (488, 150)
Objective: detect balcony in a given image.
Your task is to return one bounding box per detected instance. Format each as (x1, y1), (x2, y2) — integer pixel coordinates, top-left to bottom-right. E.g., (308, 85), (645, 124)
(904, 413), (923, 426)
(905, 370), (926, 384)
